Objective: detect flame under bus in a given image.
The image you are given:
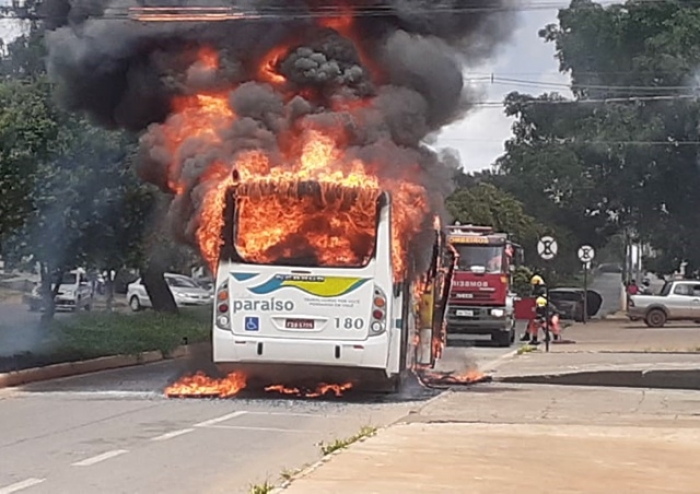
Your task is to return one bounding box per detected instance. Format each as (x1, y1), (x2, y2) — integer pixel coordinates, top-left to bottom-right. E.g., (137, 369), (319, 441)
(212, 180), (419, 392)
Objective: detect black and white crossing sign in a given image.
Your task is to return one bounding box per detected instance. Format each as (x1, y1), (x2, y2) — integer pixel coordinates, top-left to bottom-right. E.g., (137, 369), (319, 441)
(537, 236), (558, 260)
(578, 245), (595, 263)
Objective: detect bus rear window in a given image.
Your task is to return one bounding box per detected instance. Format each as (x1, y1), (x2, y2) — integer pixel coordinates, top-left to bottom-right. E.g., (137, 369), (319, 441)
(233, 187), (378, 268)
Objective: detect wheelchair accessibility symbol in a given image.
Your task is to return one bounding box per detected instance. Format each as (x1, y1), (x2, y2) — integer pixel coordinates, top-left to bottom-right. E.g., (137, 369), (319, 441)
(244, 316), (259, 332)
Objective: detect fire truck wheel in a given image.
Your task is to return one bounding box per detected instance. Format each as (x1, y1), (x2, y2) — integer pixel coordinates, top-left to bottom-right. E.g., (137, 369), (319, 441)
(493, 330), (512, 347)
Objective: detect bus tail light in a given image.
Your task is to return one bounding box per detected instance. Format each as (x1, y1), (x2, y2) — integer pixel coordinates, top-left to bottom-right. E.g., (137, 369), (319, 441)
(370, 287), (387, 336)
(215, 281), (231, 330)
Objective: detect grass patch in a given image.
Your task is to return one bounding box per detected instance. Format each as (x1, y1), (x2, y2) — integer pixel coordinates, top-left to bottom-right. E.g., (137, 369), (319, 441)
(0, 287), (24, 302)
(50, 307), (211, 358)
(320, 425), (377, 456)
(249, 481), (274, 494)
(280, 468), (299, 482)
(0, 307), (211, 373)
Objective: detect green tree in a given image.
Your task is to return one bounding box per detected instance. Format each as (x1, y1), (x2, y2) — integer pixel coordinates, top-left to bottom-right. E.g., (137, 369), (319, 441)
(446, 182), (542, 246)
(498, 0), (700, 277)
(1, 0), (177, 314)
(0, 77), (57, 251)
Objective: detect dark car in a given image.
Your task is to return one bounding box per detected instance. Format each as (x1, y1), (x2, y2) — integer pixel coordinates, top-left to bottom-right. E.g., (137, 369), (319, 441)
(597, 263), (623, 274)
(548, 288), (603, 322)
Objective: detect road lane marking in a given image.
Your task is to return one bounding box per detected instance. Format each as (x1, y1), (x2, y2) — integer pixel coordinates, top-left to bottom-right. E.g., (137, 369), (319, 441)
(246, 411), (318, 418)
(194, 410), (247, 428)
(0, 479), (46, 494)
(206, 425), (309, 434)
(151, 428), (195, 441)
(72, 449), (128, 467)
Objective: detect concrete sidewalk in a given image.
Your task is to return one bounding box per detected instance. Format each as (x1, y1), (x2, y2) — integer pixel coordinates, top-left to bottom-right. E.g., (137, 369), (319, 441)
(280, 321), (700, 493)
(281, 385), (700, 494)
(548, 319), (700, 352)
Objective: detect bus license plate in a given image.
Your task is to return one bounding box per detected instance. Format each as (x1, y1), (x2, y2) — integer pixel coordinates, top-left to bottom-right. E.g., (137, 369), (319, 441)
(285, 319), (315, 329)
(456, 310), (474, 317)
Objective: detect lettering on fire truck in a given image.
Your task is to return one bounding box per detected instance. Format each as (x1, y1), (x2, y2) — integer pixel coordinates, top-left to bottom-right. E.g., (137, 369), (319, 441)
(448, 236), (490, 245)
(452, 280), (490, 288)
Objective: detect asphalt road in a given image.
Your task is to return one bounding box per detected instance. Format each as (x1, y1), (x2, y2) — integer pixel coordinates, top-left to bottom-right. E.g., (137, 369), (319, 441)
(0, 345), (515, 494)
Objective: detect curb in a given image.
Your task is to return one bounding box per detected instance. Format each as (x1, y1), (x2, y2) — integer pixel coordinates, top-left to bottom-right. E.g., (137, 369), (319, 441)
(0, 342), (210, 390)
(270, 427), (382, 493)
(498, 368), (700, 391)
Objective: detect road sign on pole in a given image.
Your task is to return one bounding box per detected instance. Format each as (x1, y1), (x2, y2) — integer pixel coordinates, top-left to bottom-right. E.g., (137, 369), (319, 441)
(577, 245), (595, 325)
(537, 236), (558, 261)
(578, 245), (595, 263)
(536, 236), (557, 352)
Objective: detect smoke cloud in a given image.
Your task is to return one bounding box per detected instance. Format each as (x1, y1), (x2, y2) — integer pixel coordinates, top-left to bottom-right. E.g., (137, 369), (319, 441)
(42, 0), (516, 272)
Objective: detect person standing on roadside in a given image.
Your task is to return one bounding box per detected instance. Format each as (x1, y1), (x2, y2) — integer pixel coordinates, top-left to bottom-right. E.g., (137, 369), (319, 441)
(521, 274), (547, 343)
(627, 279), (639, 295)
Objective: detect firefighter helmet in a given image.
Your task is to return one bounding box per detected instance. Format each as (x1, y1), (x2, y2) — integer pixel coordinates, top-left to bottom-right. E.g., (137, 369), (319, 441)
(530, 274), (545, 286)
(536, 295), (547, 308)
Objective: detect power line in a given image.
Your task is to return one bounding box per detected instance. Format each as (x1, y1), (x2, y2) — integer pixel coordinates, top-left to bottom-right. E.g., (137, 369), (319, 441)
(2, 0), (700, 21)
(438, 138), (700, 145)
(490, 76), (697, 92)
(468, 94), (700, 107)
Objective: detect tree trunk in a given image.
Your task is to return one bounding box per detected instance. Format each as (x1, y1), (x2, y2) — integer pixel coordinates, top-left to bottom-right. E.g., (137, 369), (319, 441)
(142, 259), (178, 314)
(40, 263), (60, 322)
(105, 270), (115, 312)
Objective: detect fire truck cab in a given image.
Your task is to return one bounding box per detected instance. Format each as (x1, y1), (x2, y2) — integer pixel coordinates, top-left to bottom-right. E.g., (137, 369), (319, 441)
(445, 224), (522, 347)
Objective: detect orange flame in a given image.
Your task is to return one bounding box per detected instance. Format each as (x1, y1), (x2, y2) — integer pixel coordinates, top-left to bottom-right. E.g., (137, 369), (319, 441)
(165, 371), (247, 398)
(258, 44), (289, 85)
(162, 92), (235, 196)
(197, 46), (219, 70)
(155, 42), (430, 279)
(318, 3), (355, 36)
(265, 382), (353, 398)
(420, 369), (488, 385)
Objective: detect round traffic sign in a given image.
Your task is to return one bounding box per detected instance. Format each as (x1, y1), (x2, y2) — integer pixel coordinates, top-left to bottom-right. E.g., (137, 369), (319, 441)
(578, 245), (595, 263)
(537, 236), (558, 260)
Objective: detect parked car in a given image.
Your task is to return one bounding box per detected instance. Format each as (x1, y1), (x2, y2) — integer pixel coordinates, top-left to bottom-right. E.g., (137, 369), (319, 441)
(127, 273), (213, 311)
(195, 277), (214, 293)
(548, 288), (603, 322)
(597, 263), (623, 273)
(24, 269), (94, 312)
(627, 280), (700, 327)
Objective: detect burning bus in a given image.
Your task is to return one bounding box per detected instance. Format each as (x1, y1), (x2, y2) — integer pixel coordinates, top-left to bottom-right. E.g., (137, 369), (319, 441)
(41, 1), (517, 392)
(210, 175), (456, 392)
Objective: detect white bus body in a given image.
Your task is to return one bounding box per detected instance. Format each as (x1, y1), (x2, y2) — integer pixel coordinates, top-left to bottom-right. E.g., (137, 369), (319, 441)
(212, 191), (416, 390)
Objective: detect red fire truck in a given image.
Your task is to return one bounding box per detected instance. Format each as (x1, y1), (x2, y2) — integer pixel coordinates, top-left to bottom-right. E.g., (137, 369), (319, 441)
(445, 224), (523, 347)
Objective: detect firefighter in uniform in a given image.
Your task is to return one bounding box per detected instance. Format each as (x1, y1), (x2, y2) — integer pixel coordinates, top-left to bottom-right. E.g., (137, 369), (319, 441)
(521, 274), (560, 344)
(416, 282), (435, 363)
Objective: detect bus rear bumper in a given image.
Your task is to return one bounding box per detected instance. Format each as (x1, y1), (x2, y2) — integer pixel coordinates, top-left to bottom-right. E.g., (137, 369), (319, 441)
(213, 329), (391, 376)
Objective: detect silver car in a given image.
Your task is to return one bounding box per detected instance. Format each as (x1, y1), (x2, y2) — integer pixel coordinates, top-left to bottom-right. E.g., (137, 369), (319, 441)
(127, 273), (213, 311)
(627, 280), (700, 327)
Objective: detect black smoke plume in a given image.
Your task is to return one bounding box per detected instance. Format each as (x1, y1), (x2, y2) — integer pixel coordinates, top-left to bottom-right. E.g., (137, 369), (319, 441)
(42, 0), (516, 272)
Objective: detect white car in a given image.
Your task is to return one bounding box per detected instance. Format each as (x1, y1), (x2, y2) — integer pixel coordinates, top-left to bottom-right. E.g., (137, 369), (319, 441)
(127, 273), (213, 311)
(26, 269), (94, 312)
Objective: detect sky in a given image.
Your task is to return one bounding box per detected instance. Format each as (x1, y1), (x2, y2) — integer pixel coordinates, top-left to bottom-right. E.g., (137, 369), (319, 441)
(0, 8), (573, 174)
(435, 9), (574, 172)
